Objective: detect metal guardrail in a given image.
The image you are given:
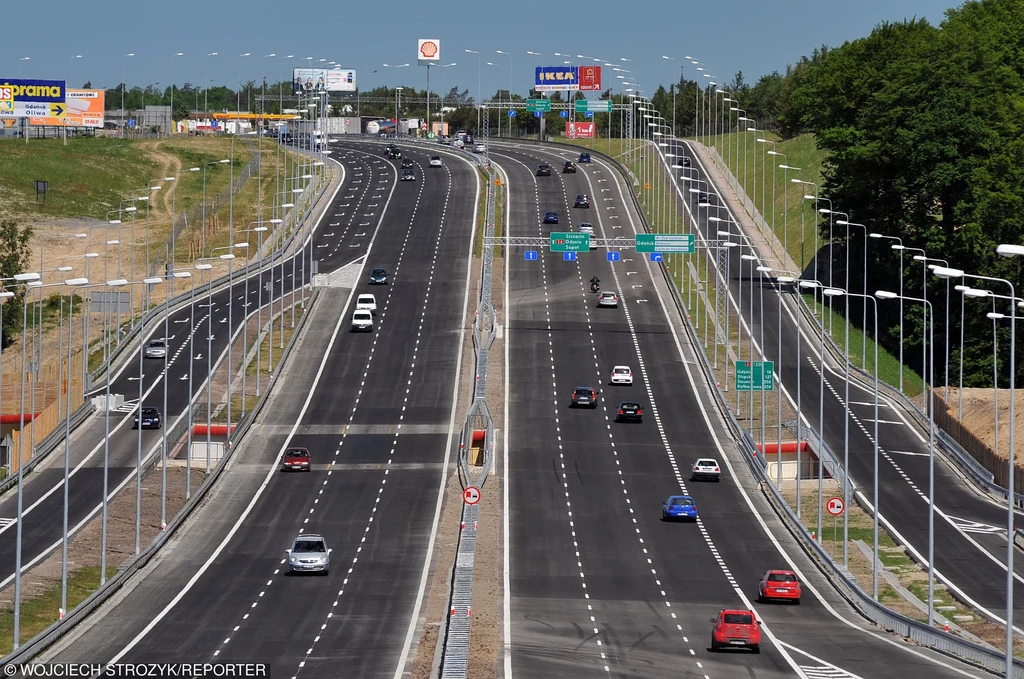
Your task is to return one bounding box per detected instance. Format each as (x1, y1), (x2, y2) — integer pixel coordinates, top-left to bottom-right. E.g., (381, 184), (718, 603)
(0, 403), (95, 498)
(1, 291), (320, 666)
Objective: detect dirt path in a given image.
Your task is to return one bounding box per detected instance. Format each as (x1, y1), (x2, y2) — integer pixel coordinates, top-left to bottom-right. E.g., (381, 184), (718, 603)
(136, 140), (183, 220)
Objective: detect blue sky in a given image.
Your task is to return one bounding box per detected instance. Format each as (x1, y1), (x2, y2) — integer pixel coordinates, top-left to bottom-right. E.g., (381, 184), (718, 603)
(5, 0), (958, 100)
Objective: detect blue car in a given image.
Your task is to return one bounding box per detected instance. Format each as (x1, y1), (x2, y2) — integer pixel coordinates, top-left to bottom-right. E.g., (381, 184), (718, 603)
(543, 211), (559, 224)
(368, 267), (389, 285)
(133, 406), (162, 430)
(662, 495), (698, 521)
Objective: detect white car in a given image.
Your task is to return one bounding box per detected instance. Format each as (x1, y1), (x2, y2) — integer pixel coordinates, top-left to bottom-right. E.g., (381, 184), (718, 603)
(597, 291), (619, 308)
(452, 138), (465, 149)
(691, 458), (722, 482)
(356, 293), (377, 315)
(286, 534), (331, 574)
(429, 156), (443, 167)
(143, 339), (167, 359)
(610, 365), (633, 385)
(351, 309), (374, 332)
(578, 223), (597, 249)
(473, 143), (487, 153)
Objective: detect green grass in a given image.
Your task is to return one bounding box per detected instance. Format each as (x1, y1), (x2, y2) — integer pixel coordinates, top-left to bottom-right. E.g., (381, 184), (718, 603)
(0, 565), (115, 654)
(474, 168), (497, 258)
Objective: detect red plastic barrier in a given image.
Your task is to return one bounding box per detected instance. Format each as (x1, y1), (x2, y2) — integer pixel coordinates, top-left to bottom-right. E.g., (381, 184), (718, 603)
(0, 413), (41, 425)
(471, 430), (485, 445)
(756, 441), (808, 454)
(191, 424), (238, 436)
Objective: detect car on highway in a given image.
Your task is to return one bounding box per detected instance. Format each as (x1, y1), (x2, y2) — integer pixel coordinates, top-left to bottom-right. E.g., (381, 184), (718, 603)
(710, 609), (760, 653)
(570, 386), (598, 408)
(757, 570), (801, 604)
(610, 365), (633, 385)
(368, 268), (389, 285)
(691, 458), (721, 482)
(286, 534), (331, 574)
(578, 152), (591, 163)
(680, 155), (691, 167)
(401, 157), (414, 169)
(574, 193), (590, 208)
(356, 293), (377, 315)
(473, 143), (487, 153)
(351, 309), (374, 332)
(133, 406), (161, 430)
(451, 138), (465, 149)
(662, 495), (698, 521)
(543, 211), (559, 224)
(615, 401), (643, 423)
(562, 161), (577, 173)
(388, 148), (401, 159)
(429, 156), (443, 167)
(536, 164), (552, 176)
(597, 291), (619, 308)
(697, 192), (710, 204)
(281, 447), (311, 472)
(400, 169), (416, 181)
(143, 339), (167, 359)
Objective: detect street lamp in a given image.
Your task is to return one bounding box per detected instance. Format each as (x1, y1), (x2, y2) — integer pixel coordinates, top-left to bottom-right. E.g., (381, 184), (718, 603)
(204, 52), (218, 116)
(121, 53), (134, 138)
(438, 63), (457, 132)
(170, 52), (184, 134)
(869, 232), (905, 392)
(893, 243), (928, 411)
(465, 50), (483, 133)
(382, 63), (410, 135)
(914, 254), (951, 404)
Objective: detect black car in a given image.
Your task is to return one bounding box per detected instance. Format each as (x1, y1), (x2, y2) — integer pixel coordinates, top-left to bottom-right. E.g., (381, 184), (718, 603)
(578, 152), (591, 163)
(697, 192), (710, 204)
(574, 193), (590, 208)
(388, 148), (401, 159)
(562, 161), (577, 174)
(680, 155), (691, 167)
(368, 268), (389, 285)
(400, 169), (416, 181)
(615, 401), (644, 423)
(401, 157), (414, 169)
(543, 211), (559, 224)
(133, 406), (161, 430)
(536, 164), (552, 176)
(570, 386), (598, 409)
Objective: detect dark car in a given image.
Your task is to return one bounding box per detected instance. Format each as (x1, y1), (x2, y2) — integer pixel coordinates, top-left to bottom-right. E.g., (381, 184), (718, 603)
(133, 406), (161, 430)
(578, 152), (591, 163)
(562, 161), (577, 174)
(400, 169), (416, 181)
(281, 447), (311, 472)
(698, 192), (710, 204)
(570, 386), (598, 409)
(536, 164), (552, 176)
(615, 401), (644, 423)
(388, 148), (401, 159)
(680, 155), (691, 167)
(543, 211), (559, 224)
(400, 157), (414, 169)
(574, 193), (590, 208)
(368, 268), (389, 285)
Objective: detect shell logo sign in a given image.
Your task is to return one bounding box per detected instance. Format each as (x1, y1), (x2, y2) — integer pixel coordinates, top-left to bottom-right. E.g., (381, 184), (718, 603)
(418, 39), (441, 65)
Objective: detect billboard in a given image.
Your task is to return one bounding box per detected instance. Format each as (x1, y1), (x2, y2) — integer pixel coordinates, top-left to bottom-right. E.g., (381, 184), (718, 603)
(292, 68), (357, 93)
(565, 122), (595, 139)
(418, 39), (440, 66)
(535, 66), (603, 92)
(29, 89), (104, 127)
(577, 65), (602, 91)
(0, 79), (66, 119)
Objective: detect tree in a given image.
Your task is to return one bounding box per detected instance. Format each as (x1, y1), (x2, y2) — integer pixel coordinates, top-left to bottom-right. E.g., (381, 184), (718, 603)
(0, 220), (33, 349)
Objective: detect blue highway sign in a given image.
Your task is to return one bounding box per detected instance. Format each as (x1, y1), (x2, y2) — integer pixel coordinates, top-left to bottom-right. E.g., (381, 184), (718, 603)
(508, 110), (516, 117)
(560, 111), (568, 118)
(607, 251), (620, 262)
(650, 252), (663, 262)
(563, 251), (577, 261)
(524, 250), (538, 260)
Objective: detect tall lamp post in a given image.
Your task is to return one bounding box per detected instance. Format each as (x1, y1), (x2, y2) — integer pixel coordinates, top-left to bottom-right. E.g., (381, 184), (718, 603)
(170, 52), (183, 135)
(121, 53), (134, 138)
(869, 232), (905, 392)
(464, 50), (482, 133)
(382, 63), (410, 135)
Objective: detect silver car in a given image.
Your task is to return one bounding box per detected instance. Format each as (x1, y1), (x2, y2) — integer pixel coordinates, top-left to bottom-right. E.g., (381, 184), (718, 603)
(597, 291), (619, 308)
(691, 458), (722, 482)
(144, 339), (167, 359)
(287, 534), (331, 574)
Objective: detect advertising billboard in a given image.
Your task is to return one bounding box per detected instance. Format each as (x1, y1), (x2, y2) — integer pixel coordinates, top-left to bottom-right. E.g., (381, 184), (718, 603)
(0, 78), (66, 119)
(29, 89), (104, 127)
(577, 65), (602, 91)
(534, 66), (603, 92)
(418, 39), (440, 66)
(292, 68), (358, 93)
(565, 121), (595, 139)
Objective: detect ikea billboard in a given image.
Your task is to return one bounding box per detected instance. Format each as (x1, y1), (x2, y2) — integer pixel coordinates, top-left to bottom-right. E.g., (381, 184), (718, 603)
(534, 66), (602, 92)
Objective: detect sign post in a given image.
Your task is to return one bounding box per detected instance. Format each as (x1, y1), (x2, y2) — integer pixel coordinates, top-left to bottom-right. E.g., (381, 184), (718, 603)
(526, 99), (551, 113)
(826, 497), (845, 556)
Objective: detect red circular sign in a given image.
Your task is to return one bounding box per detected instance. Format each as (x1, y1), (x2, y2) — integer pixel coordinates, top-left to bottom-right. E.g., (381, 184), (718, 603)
(463, 486), (480, 505)
(826, 496), (845, 516)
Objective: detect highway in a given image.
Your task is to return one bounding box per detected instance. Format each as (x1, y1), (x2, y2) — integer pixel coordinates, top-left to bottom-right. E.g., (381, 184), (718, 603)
(492, 141), (986, 679)
(42, 139), (478, 678)
(669, 139), (1024, 629)
(0, 144), (378, 591)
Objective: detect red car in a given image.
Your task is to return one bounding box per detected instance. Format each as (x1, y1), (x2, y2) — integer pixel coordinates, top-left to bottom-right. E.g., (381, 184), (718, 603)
(758, 569), (801, 604)
(710, 609), (761, 653)
(281, 447), (311, 472)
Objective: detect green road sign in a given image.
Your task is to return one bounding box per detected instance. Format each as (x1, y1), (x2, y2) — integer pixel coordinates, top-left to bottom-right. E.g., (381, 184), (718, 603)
(635, 233), (695, 253)
(550, 232), (590, 252)
(735, 360), (775, 391)
(527, 99), (551, 112)
(575, 99), (613, 113)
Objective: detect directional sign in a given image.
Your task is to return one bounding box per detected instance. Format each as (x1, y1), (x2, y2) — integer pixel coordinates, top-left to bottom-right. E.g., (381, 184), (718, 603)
(650, 252), (663, 262)
(585, 112), (593, 119)
(607, 251), (620, 262)
(734, 360), (775, 392)
(508, 110), (516, 117)
(575, 99), (613, 114)
(534, 110), (542, 118)
(563, 251), (577, 261)
(560, 111), (568, 118)
(526, 98), (551, 112)
(524, 250), (538, 261)
(0, 79), (67, 119)
(464, 486), (481, 505)
(635, 233), (695, 254)
(826, 497), (845, 517)
(550, 232), (590, 252)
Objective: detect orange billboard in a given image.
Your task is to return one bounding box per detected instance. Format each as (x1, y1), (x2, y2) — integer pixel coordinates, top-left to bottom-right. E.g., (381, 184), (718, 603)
(29, 89), (104, 128)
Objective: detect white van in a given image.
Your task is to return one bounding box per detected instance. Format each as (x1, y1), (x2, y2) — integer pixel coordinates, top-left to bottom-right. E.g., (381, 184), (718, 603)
(351, 309), (373, 332)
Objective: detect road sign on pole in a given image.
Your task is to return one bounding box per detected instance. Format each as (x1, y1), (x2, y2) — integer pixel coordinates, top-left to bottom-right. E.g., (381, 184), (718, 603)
(526, 98), (551, 112)
(508, 110), (516, 117)
(563, 251), (577, 261)
(635, 233), (695, 253)
(524, 250), (538, 261)
(607, 251), (620, 262)
(734, 360), (775, 391)
(826, 497), (845, 516)
(650, 252), (663, 262)
(464, 486), (480, 505)
(550, 232), (590, 252)
(575, 99), (613, 113)
(0, 79), (67, 119)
